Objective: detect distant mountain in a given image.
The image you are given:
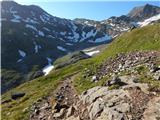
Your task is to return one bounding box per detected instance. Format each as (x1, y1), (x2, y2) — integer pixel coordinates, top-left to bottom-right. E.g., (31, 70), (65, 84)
(128, 4), (160, 21)
(1, 1), (160, 93)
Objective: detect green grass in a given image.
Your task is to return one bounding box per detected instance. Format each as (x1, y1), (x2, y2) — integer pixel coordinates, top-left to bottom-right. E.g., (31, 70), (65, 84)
(2, 24), (160, 120)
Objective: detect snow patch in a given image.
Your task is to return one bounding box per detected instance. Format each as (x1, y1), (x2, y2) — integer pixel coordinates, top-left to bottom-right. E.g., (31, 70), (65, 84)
(18, 50), (26, 57)
(84, 50), (100, 56)
(26, 24), (38, 31)
(138, 14), (160, 27)
(23, 18), (38, 24)
(89, 35), (111, 43)
(11, 19), (20, 22)
(60, 32), (66, 36)
(57, 46), (67, 52)
(48, 35), (55, 39)
(38, 31), (45, 37)
(65, 43), (73, 46)
(17, 59), (22, 63)
(42, 57), (54, 76)
(43, 27), (50, 32)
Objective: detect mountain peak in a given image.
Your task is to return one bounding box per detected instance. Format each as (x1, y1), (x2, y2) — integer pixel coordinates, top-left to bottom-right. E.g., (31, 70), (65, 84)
(128, 4), (160, 21)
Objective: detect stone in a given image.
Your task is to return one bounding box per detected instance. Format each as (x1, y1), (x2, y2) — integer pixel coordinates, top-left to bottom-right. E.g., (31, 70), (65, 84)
(66, 106), (75, 117)
(91, 75), (98, 82)
(153, 73), (160, 80)
(53, 108), (66, 118)
(143, 97), (160, 120)
(88, 98), (104, 120)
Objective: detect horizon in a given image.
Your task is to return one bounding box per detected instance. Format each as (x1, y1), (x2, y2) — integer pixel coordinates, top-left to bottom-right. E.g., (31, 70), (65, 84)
(7, 0), (159, 21)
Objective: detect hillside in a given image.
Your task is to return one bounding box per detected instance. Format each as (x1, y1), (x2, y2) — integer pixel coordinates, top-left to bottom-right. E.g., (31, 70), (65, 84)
(2, 23), (160, 120)
(2, 1), (160, 93)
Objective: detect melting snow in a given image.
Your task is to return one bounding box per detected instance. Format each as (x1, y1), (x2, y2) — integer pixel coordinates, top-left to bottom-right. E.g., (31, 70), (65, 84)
(80, 30), (97, 42)
(138, 14), (160, 27)
(57, 46), (67, 52)
(84, 50), (100, 56)
(43, 27), (50, 32)
(26, 24), (37, 31)
(60, 32), (66, 36)
(89, 35), (111, 43)
(18, 50), (26, 57)
(38, 31), (45, 37)
(23, 18), (38, 24)
(48, 35), (55, 39)
(42, 57), (54, 76)
(10, 7), (21, 23)
(65, 43), (73, 46)
(17, 59), (22, 63)
(11, 19), (20, 22)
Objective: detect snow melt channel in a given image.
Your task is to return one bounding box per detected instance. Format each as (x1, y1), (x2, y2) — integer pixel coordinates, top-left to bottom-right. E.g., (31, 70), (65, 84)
(42, 57), (54, 76)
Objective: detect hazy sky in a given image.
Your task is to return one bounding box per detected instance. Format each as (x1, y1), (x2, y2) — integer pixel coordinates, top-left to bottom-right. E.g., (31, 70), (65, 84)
(13, 0), (160, 21)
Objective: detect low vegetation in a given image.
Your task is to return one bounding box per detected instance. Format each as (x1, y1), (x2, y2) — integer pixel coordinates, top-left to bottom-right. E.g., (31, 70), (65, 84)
(2, 24), (160, 120)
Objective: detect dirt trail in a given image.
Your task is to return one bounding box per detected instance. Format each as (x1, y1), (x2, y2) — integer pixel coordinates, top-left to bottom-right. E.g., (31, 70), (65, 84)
(30, 74), (89, 120)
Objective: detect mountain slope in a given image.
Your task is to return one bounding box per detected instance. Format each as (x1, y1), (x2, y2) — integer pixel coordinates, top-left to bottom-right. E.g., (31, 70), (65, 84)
(1, 1), (111, 93)
(2, 23), (160, 120)
(1, 1), (160, 93)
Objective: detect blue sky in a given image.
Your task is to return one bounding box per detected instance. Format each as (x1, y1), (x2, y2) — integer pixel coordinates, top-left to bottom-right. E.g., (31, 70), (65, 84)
(15, 0), (160, 21)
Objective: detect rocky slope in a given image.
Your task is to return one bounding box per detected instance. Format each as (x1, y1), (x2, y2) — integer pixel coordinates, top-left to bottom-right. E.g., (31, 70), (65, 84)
(29, 51), (160, 120)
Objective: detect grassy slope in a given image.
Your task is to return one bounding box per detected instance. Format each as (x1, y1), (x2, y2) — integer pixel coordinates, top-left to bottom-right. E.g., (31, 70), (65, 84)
(2, 24), (160, 120)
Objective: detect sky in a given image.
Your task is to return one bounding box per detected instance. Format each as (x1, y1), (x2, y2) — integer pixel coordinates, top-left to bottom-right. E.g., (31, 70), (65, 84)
(12, 0), (160, 21)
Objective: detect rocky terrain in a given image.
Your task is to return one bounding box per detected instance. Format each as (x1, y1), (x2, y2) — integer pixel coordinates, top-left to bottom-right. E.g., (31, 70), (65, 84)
(28, 51), (160, 120)
(1, 1), (160, 93)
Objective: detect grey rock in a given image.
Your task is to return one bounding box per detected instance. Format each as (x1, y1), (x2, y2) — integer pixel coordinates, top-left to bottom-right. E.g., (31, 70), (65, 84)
(53, 108), (66, 118)
(66, 106), (75, 117)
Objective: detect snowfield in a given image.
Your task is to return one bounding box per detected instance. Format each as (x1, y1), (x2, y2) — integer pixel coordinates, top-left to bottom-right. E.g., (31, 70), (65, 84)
(42, 57), (54, 76)
(138, 14), (160, 27)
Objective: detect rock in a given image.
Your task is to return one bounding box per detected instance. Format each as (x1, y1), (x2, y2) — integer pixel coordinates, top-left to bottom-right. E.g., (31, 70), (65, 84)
(153, 73), (160, 80)
(55, 94), (64, 102)
(150, 65), (160, 73)
(105, 75), (121, 86)
(11, 92), (25, 100)
(91, 75), (98, 82)
(33, 70), (44, 79)
(40, 102), (51, 110)
(66, 106), (75, 117)
(52, 102), (61, 113)
(53, 108), (66, 118)
(88, 98), (104, 120)
(143, 97), (160, 120)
